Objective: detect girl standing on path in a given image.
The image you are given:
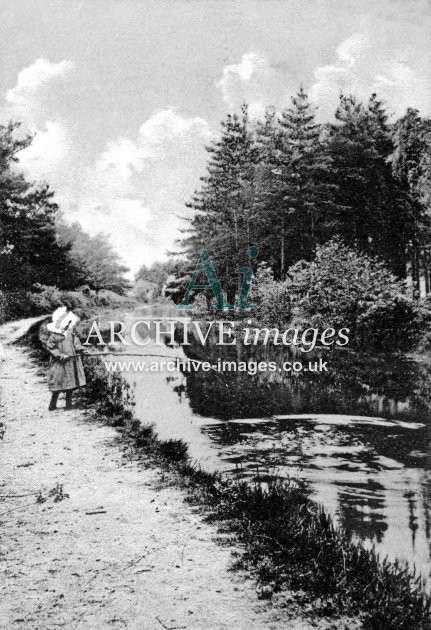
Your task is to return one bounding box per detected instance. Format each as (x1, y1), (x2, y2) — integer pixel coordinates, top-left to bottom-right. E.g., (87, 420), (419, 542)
(45, 307), (89, 411)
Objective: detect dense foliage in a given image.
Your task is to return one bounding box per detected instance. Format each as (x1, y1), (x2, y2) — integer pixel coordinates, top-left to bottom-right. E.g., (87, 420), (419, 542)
(0, 123), (131, 322)
(56, 220), (130, 295)
(293, 239), (424, 351)
(0, 123), (69, 292)
(180, 105), (259, 304)
(133, 258), (194, 306)
(177, 90), (431, 298)
(249, 240), (430, 351)
(172, 91), (431, 349)
(133, 260), (177, 302)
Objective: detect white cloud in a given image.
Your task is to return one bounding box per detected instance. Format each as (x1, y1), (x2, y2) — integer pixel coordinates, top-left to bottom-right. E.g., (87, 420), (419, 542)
(2, 59), (163, 275)
(2, 59), (164, 275)
(66, 109), (213, 274)
(96, 109), (212, 177)
(216, 52), (266, 103)
(74, 198), (155, 274)
(18, 121), (71, 181)
(7, 58), (74, 104)
(216, 52), (293, 119)
(310, 34), (431, 121)
(336, 34), (367, 68)
(97, 138), (142, 178)
(6, 59), (75, 123)
(309, 34), (368, 118)
(139, 108), (211, 148)
(4, 58), (75, 185)
(371, 62), (429, 115)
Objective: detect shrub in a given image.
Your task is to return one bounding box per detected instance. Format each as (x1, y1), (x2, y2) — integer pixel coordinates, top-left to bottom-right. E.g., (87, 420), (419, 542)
(158, 438), (188, 462)
(358, 293), (423, 351)
(0, 283), (137, 324)
(251, 264), (292, 327)
(0, 289), (44, 323)
(414, 300), (431, 351)
(96, 289), (135, 308)
(32, 285), (98, 318)
(76, 358), (136, 422)
(294, 238), (419, 351)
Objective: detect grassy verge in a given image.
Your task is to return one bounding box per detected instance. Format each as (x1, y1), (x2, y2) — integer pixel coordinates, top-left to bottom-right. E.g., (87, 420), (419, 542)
(20, 320), (431, 630)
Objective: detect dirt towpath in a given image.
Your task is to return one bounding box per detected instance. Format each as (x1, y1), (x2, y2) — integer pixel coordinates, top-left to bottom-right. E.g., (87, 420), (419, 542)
(0, 318), (325, 630)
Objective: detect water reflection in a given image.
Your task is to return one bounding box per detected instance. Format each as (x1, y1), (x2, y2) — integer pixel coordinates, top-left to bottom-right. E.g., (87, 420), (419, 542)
(178, 329), (431, 584)
(118, 315), (431, 587)
(180, 335), (431, 423)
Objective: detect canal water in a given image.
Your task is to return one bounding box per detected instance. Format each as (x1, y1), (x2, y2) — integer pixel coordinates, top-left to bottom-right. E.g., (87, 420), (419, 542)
(110, 312), (431, 587)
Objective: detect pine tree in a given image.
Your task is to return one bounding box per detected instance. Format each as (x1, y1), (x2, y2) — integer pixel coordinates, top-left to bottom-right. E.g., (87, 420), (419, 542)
(328, 94), (414, 278)
(180, 105), (259, 304)
(0, 123), (70, 291)
(253, 107), (285, 274)
(253, 88), (338, 278)
(392, 109), (431, 294)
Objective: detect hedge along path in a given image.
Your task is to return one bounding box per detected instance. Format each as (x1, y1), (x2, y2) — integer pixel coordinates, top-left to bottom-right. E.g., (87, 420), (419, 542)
(0, 317), (325, 630)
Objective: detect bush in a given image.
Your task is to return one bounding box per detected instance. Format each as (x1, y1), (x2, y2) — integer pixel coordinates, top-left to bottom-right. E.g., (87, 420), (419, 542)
(96, 289), (135, 309)
(251, 264), (292, 327)
(0, 289), (44, 323)
(0, 284), (137, 324)
(76, 358), (136, 422)
(158, 438), (188, 462)
(414, 300), (431, 351)
(358, 293), (424, 351)
(294, 238), (420, 351)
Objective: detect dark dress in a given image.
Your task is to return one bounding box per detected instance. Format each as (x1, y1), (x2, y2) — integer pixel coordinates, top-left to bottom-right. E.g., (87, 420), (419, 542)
(46, 332), (86, 392)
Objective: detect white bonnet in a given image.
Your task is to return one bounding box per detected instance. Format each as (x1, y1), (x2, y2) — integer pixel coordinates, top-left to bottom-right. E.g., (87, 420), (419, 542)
(47, 307), (80, 334)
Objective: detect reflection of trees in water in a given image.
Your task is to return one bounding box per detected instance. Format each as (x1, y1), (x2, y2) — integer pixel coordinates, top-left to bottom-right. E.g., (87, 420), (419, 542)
(415, 470), (431, 552)
(180, 338), (431, 423)
(167, 332), (431, 576)
(422, 479), (431, 553)
(338, 480), (431, 561)
(404, 490), (420, 548)
(111, 323), (426, 588)
(337, 480), (388, 543)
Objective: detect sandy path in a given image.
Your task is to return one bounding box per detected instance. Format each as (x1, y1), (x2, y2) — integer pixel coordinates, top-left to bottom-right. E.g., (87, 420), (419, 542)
(0, 318), (319, 630)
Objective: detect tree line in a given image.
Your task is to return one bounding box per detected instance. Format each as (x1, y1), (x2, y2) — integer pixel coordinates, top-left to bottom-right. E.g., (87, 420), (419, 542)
(176, 90), (431, 303)
(0, 122), (130, 320)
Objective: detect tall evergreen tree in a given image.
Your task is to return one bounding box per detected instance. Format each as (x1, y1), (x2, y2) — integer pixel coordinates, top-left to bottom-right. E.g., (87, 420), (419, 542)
(0, 123), (130, 297)
(392, 109), (431, 293)
(253, 88), (338, 278)
(0, 123), (70, 291)
(328, 94), (414, 278)
(180, 105), (259, 304)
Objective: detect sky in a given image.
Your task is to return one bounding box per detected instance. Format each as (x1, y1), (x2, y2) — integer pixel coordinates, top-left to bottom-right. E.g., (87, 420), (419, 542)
(0, 0), (430, 276)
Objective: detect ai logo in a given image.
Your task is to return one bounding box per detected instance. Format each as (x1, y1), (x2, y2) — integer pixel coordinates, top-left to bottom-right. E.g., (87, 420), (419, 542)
(177, 246), (259, 311)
